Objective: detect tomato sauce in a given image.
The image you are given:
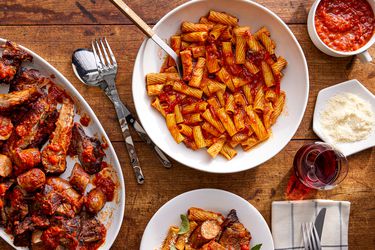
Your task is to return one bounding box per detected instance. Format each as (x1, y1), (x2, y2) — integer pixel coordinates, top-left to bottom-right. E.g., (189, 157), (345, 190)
(80, 114), (91, 127)
(315, 0), (374, 52)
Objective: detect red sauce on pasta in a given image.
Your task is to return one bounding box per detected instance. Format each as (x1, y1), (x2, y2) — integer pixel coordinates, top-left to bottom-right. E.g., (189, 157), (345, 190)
(315, 0), (374, 52)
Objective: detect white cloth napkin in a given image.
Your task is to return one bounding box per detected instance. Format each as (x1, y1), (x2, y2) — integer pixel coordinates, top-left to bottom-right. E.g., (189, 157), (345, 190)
(272, 200), (350, 250)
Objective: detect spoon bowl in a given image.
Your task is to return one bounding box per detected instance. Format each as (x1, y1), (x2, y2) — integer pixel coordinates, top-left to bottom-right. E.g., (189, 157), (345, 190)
(72, 48), (103, 86)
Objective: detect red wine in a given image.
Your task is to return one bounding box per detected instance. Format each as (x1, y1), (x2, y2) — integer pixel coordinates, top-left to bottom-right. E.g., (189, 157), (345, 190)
(293, 142), (348, 190)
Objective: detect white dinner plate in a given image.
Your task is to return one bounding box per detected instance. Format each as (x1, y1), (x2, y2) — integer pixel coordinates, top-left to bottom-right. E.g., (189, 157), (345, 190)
(0, 39), (125, 249)
(132, 0), (309, 173)
(313, 79), (375, 156)
(140, 188), (274, 250)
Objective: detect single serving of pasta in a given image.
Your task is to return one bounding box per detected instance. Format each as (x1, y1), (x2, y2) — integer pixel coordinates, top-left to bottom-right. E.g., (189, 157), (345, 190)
(161, 207), (260, 250)
(146, 10), (287, 160)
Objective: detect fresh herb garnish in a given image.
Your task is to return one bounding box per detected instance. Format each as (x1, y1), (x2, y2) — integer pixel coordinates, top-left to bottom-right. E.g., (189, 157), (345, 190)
(251, 244), (262, 250)
(177, 214), (190, 234)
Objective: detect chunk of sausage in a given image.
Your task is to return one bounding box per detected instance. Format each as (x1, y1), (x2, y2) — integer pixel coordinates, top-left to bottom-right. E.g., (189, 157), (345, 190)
(69, 163), (89, 193)
(17, 168), (46, 192)
(0, 154), (12, 177)
(85, 188), (106, 214)
(189, 220), (221, 248)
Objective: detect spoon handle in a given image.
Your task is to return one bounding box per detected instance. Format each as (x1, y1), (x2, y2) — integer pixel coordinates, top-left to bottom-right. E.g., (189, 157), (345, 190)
(110, 0), (154, 38)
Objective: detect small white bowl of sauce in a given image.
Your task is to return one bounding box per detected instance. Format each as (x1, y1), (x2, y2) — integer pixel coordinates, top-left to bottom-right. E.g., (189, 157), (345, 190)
(307, 0), (375, 62)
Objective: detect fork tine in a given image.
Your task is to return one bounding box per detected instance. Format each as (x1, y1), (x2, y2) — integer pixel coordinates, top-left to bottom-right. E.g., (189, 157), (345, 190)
(104, 37), (117, 66)
(100, 38), (112, 67)
(312, 223), (322, 250)
(307, 223), (314, 250)
(91, 41), (102, 71)
(302, 223), (309, 250)
(95, 39), (106, 67)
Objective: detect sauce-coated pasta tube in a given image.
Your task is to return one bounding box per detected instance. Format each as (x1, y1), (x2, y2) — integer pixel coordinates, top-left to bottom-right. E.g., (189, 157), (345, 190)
(216, 67), (235, 91)
(220, 143), (237, 160)
(271, 91), (285, 125)
(207, 137), (226, 158)
(180, 50), (193, 81)
(161, 226), (179, 250)
(216, 108), (237, 136)
(166, 114), (185, 143)
(178, 124), (193, 137)
(202, 109), (225, 133)
(261, 61), (275, 87)
(202, 122), (221, 137)
(182, 32), (208, 42)
(182, 22), (212, 32)
(173, 81), (203, 99)
(208, 10), (238, 26)
(193, 126), (206, 148)
(146, 73), (180, 85)
(245, 105), (268, 141)
(189, 57), (206, 87)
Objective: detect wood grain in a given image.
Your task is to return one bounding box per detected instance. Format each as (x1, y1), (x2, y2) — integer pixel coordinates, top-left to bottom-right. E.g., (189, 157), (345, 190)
(0, 0), (314, 25)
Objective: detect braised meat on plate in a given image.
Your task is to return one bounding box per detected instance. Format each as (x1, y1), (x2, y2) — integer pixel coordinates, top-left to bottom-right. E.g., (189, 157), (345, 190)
(0, 41), (116, 249)
(162, 207), (252, 250)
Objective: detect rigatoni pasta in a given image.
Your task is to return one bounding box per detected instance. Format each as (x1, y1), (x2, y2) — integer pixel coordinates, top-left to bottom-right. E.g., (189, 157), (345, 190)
(145, 10), (287, 160)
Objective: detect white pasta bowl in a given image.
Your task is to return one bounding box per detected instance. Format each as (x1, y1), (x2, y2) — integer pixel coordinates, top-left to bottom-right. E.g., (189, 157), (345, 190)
(140, 189), (274, 250)
(132, 0), (309, 173)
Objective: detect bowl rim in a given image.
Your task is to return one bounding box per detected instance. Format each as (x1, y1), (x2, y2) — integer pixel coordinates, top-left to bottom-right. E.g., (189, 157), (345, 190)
(308, 0), (375, 56)
(132, 0), (310, 173)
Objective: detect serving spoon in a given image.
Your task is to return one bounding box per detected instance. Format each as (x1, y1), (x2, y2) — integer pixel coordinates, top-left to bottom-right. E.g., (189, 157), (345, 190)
(72, 48), (172, 169)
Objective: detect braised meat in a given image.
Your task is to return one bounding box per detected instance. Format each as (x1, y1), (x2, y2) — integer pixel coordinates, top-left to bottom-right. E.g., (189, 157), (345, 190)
(0, 154), (12, 177)
(42, 98), (74, 174)
(93, 167), (116, 201)
(70, 123), (105, 174)
(9, 68), (51, 92)
(0, 86), (41, 112)
(0, 41), (32, 84)
(0, 61), (16, 83)
(1, 41), (32, 67)
(0, 40), (109, 249)
(0, 115), (13, 140)
(79, 217), (106, 245)
(218, 209), (252, 250)
(38, 178), (83, 218)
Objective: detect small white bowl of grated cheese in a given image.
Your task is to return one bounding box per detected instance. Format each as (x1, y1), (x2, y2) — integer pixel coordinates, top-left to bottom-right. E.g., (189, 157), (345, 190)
(313, 79), (375, 156)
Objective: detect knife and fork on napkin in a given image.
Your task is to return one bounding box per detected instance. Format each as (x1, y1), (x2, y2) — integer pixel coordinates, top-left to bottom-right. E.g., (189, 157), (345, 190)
(272, 200), (350, 250)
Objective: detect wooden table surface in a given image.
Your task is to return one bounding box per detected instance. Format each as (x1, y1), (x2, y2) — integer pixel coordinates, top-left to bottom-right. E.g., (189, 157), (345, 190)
(1, 0), (374, 249)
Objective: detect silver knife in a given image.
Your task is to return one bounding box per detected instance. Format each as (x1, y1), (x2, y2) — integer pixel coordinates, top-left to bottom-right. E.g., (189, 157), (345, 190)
(314, 208), (327, 240)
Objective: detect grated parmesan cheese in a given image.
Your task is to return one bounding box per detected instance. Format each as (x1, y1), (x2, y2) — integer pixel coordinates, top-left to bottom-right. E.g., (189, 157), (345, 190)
(319, 93), (374, 143)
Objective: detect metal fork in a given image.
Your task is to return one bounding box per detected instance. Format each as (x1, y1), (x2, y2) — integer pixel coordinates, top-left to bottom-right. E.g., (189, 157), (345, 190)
(92, 37), (145, 184)
(302, 222), (322, 250)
